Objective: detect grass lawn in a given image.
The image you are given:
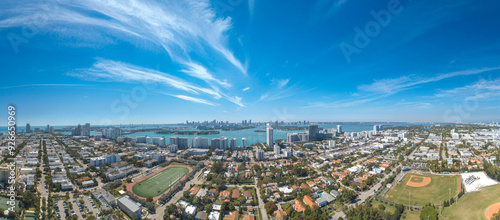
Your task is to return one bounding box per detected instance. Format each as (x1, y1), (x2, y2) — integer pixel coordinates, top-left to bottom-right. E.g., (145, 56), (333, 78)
(402, 210), (421, 220)
(0, 196), (19, 211)
(132, 166), (189, 198)
(371, 199), (397, 214)
(442, 184), (500, 220)
(385, 174), (460, 206)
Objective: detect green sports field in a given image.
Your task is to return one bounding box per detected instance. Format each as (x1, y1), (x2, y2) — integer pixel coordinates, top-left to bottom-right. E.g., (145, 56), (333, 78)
(442, 184), (500, 220)
(385, 174), (460, 206)
(132, 166), (189, 198)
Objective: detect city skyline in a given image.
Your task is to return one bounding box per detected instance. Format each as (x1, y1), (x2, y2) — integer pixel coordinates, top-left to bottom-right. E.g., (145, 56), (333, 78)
(2, 0), (500, 125)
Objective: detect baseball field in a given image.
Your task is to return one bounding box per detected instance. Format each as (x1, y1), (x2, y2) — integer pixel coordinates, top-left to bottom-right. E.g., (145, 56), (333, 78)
(385, 174), (460, 206)
(132, 166), (190, 198)
(442, 184), (500, 220)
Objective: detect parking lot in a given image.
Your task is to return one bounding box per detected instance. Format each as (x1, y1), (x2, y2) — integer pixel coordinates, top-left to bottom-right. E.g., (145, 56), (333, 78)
(54, 195), (99, 220)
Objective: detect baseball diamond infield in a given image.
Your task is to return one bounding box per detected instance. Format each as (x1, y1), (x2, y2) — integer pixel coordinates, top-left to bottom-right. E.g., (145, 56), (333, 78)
(386, 173), (460, 206)
(127, 164), (192, 201)
(485, 203), (500, 220)
(406, 175), (432, 187)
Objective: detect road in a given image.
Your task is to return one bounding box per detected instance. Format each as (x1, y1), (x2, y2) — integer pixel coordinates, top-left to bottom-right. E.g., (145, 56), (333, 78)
(253, 176), (269, 220)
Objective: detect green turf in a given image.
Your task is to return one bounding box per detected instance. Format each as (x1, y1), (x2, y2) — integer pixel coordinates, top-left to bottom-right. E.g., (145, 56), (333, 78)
(0, 196), (19, 211)
(442, 184), (500, 220)
(132, 167), (189, 198)
(402, 210), (421, 220)
(371, 199), (397, 214)
(385, 174), (460, 206)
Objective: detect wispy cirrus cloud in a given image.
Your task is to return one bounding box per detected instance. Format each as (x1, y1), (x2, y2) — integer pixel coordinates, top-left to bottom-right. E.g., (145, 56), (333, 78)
(173, 95), (217, 106)
(180, 62), (230, 88)
(306, 67), (500, 108)
(435, 78), (500, 101)
(0, 0), (246, 74)
(358, 67), (500, 95)
(67, 59), (244, 106)
(276, 78), (290, 89)
(260, 78), (299, 101)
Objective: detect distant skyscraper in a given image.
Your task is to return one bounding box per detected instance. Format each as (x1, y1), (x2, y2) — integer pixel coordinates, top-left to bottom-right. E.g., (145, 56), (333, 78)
(211, 138), (221, 149)
(267, 123), (274, 147)
(45, 125), (50, 133)
(26, 123), (31, 133)
(308, 123), (320, 141)
(49, 126), (54, 134)
(152, 137), (166, 147)
(112, 126), (121, 139)
(337, 125), (342, 133)
(220, 137), (228, 150)
(82, 123), (91, 136)
(242, 138), (247, 148)
(230, 138), (237, 149)
(72, 124), (82, 136)
(170, 136), (189, 148)
(274, 145), (281, 155)
(192, 137), (209, 148)
(256, 149), (265, 160)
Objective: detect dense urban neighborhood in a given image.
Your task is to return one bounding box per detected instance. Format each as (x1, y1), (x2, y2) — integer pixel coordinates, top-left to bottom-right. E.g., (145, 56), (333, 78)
(1, 122), (500, 220)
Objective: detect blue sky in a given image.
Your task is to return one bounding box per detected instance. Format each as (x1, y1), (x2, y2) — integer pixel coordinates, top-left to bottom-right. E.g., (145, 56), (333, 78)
(1, 0), (500, 126)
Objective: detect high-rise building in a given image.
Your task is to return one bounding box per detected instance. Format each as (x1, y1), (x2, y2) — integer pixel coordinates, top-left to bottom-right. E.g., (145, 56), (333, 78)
(152, 137), (166, 147)
(211, 138), (221, 149)
(337, 125), (342, 133)
(266, 123), (274, 147)
(169, 144), (178, 153)
(274, 145), (281, 155)
(373, 125), (379, 135)
(328, 140), (336, 148)
(136, 136), (151, 143)
(170, 136), (189, 148)
(45, 125), (50, 133)
(72, 124), (82, 136)
(242, 138), (247, 148)
(256, 149), (265, 160)
(230, 138), (237, 149)
(82, 123), (91, 136)
(192, 137), (209, 148)
(308, 123), (320, 140)
(26, 123), (31, 133)
(112, 127), (122, 139)
(287, 133), (300, 143)
(49, 126), (54, 134)
(220, 137), (228, 150)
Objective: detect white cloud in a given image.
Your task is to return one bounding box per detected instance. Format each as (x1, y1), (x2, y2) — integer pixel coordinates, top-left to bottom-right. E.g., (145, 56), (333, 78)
(358, 67), (500, 94)
(68, 59), (247, 106)
(173, 95), (216, 106)
(435, 78), (500, 100)
(0, 0), (246, 74)
(180, 62), (230, 88)
(277, 78), (290, 89)
(359, 67), (500, 95)
(242, 87), (250, 91)
(306, 67), (500, 109)
(260, 84), (298, 101)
